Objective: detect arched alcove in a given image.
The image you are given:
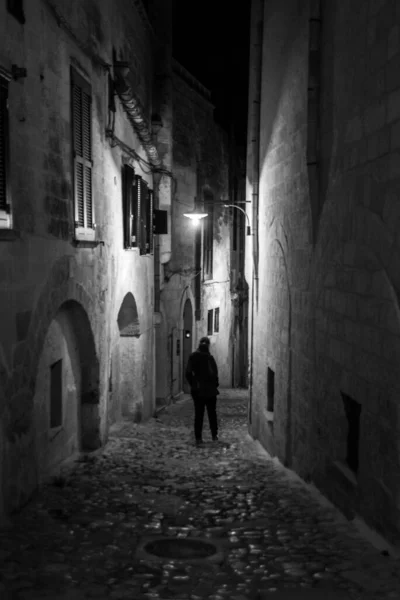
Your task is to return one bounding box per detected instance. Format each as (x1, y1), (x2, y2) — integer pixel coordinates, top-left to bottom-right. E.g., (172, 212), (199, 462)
(112, 292), (142, 422)
(117, 292), (140, 337)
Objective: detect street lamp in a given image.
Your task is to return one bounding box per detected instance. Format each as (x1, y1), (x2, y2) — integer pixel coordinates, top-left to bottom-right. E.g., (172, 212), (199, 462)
(184, 201), (252, 235)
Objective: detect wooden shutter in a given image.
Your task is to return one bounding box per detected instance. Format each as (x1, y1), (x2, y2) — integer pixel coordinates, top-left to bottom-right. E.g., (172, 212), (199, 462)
(134, 175), (147, 255)
(122, 164), (135, 248)
(140, 178), (148, 255)
(0, 77), (9, 213)
(71, 68), (93, 229)
(147, 188), (153, 254)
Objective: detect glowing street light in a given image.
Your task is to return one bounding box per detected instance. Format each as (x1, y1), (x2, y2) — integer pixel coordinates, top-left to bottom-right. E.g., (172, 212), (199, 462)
(183, 202), (251, 235)
(183, 208), (208, 224)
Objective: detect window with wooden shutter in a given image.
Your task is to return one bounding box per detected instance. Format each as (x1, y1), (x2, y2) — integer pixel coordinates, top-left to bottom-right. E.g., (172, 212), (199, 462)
(203, 201), (214, 279)
(122, 164), (137, 249)
(135, 175), (152, 255)
(146, 188), (153, 254)
(0, 74), (11, 228)
(207, 309), (214, 336)
(71, 68), (94, 239)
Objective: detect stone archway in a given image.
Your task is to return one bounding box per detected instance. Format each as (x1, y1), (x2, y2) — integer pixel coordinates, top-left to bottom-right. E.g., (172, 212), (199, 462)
(113, 293), (142, 421)
(33, 300), (100, 479)
(182, 298), (193, 393)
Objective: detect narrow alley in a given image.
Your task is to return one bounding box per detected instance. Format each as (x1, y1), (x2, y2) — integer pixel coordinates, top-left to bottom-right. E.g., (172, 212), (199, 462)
(1, 390), (399, 600)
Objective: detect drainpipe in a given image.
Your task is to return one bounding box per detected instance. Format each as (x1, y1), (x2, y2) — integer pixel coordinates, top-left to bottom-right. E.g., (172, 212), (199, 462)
(248, 0), (263, 428)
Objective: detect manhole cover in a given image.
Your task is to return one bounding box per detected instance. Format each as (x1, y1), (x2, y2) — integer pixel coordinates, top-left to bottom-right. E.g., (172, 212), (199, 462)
(136, 536), (225, 564)
(144, 538), (216, 559)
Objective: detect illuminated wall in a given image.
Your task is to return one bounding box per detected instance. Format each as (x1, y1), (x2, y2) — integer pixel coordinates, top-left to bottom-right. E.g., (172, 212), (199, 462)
(247, 0), (400, 544)
(0, 0), (167, 517)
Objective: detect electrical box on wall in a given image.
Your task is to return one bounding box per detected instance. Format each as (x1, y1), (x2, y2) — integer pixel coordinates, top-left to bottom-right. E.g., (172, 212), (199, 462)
(153, 210), (168, 234)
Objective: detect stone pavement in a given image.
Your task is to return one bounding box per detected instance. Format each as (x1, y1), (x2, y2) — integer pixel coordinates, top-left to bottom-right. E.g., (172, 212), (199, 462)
(1, 389), (400, 600)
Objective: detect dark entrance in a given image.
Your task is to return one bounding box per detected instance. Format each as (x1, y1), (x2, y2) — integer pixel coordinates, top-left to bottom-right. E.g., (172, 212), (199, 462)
(182, 298), (193, 393)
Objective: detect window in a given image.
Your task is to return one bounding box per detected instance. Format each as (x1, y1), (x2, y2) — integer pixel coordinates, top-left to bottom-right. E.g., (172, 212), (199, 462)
(203, 199), (213, 279)
(50, 359), (63, 428)
(341, 392), (361, 473)
(0, 73), (11, 228)
(122, 164), (136, 248)
(267, 367), (275, 412)
(135, 175), (153, 255)
(71, 68), (93, 239)
(207, 309), (213, 335)
(121, 166), (153, 254)
(7, 0), (25, 24)
(214, 307), (220, 333)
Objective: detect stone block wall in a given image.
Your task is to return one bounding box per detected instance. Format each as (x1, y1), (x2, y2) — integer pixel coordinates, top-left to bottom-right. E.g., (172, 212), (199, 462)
(0, 0), (164, 519)
(247, 0), (400, 543)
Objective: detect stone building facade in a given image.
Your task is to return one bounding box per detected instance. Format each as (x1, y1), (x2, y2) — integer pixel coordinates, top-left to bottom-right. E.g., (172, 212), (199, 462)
(0, 0), (172, 520)
(156, 61), (247, 406)
(246, 0), (400, 543)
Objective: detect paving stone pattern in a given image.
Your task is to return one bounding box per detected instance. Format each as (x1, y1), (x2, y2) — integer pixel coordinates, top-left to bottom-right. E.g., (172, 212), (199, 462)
(1, 390), (399, 600)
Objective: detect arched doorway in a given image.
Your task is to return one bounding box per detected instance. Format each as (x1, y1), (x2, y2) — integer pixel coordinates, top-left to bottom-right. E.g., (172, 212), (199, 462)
(182, 298), (193, 393)
(33, 300), (100, 479)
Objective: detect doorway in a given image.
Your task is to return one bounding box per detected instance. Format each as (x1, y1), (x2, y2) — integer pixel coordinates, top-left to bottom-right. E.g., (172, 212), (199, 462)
(182, 299), (193, 393)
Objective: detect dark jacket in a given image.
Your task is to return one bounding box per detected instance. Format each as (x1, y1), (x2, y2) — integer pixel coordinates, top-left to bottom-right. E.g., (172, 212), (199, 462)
(185, 348), (220, 398)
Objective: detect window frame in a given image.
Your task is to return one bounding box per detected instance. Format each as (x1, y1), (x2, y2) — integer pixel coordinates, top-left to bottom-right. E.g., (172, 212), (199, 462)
(214, 307), (220, 333)
(122, 168), (153, 254)
(203, 202), (214, 279)
(71, 67), (94, 241)
(207, 309), (214, 336)
(7, 0), (25, 24)
(50, 359), (63, 429)
(0, 70), (12, 229)
(122, 163), (136, 249)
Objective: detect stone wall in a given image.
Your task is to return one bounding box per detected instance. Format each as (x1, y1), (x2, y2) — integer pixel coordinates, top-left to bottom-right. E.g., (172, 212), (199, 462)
(247, 0), (400, 544)
(0, 0), (164, 518)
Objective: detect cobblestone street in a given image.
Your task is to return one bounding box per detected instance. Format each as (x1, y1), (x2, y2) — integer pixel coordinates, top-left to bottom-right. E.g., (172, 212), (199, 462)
(1, 390), (400, 600)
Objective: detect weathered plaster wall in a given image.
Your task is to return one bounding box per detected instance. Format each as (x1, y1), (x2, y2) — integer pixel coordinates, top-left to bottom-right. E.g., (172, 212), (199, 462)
(0, 0), (160, 517)
(247, 0), (400, 544)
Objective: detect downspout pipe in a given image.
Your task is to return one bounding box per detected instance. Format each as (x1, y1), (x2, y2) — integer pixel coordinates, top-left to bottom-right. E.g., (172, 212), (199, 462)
(248, 0), (263, 429)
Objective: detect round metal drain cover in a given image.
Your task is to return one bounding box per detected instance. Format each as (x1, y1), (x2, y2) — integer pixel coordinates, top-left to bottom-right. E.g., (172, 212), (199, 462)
(136, 536), (225, 564)
(144, 537), (216, 559)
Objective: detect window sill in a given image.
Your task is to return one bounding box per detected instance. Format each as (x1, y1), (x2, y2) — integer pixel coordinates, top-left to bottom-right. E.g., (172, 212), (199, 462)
(332, 460), (358, 487)
(203, 279), (217, 286)
(73, 239), (104, 248)
(264, 409), (274, 423)
(0, 229), (20, 241)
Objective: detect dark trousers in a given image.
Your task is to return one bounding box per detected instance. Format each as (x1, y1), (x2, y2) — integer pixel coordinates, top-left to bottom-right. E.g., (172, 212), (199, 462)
(192, 394), (218, 440)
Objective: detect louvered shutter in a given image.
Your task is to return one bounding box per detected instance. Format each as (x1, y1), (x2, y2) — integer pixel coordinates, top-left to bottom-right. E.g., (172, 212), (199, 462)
(140, 179), (148, 255)
(122, 164), (134, 248)
(147, 188), (153, 254)
(0, 77), (9, 214)
(134, 176), (143, 253)
(71, 68), (93, 230)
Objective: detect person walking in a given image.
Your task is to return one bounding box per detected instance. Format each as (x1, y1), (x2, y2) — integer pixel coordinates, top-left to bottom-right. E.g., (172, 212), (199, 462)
(185, 336), (220, 445)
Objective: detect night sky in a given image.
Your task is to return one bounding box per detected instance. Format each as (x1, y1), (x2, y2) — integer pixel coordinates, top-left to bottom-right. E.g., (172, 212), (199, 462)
(172, 0), (251, 147)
